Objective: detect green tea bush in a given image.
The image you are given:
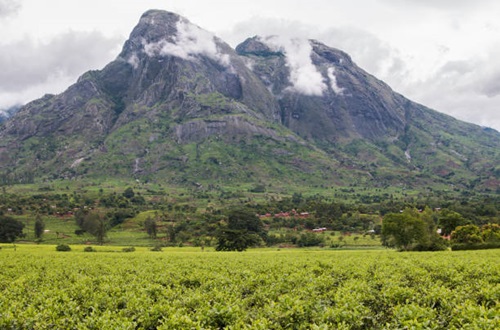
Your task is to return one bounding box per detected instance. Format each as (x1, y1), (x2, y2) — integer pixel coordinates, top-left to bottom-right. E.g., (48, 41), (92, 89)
(122, 246), (135, 252)
(83, 246), (96, 252)
(55, 244), (71, 252)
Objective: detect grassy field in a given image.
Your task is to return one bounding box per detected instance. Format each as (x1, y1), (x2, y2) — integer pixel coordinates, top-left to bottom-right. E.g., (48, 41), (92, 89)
(0, 245), (498, 329)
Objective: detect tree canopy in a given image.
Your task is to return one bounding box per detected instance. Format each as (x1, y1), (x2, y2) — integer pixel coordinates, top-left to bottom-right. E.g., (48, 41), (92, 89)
(382, 208), (446, 251)
(216, 207), (266, 251)
(0, 215), (25, 243)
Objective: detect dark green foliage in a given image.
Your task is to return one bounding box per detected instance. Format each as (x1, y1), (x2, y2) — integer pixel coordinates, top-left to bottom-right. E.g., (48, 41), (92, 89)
(216, 229), (262, 252)
(451, 224), (482, 244)
(297, 232), (325, 247)
(481, 223), (500, 242)
(56, 244), (71, 251)
(450, 223), (500, 249)
(216, 207), (266, 251)
(107, 209), (136, 227)
(122, 246), (135, 252)
(34, 215), (45, 239)
(451, 242), (500, 251)
(0, 215), (24, 243)
(150, 244), (162, 252)
(122, 187), (135, 199)
(249, 184), (266, 193)
(80, 212), (108, 245)
(382, 208), (446, 251)
(438, 209), (468, 236)
(144, 217), (157, 239)
(382, 209), (426, 251)
(226, 208), (264, 233)
(83, 246), (96, 252)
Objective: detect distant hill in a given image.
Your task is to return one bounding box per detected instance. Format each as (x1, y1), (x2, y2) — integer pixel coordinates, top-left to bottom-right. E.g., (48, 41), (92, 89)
(0, 10), (499, 192)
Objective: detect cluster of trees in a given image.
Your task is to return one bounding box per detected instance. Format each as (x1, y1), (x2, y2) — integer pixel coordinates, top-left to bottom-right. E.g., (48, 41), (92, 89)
(381, 208), (447, 251)
(450, 223), (500, 249)
(74, 207), (136, 244)
(381, 207), (500, 251)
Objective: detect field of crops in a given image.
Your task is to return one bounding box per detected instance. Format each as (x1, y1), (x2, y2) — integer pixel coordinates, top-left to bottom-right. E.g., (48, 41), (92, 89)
(1, 245), (499, 329)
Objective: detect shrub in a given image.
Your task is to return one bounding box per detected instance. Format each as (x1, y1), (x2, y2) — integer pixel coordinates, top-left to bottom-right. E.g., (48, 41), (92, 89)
(83, 246), (96, 252)
(56, 244), (71, 252)
(297, 232), (324, 247)
(122, 246), (136, 252)
(150, 245), (163, 252)
(74, 229), (85, 236)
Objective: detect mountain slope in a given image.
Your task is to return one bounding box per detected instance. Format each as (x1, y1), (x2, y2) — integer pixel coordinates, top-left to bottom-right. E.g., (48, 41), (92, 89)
(0, 10), (498, 191)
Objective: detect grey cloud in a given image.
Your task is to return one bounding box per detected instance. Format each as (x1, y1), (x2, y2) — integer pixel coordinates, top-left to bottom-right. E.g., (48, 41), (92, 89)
(394, 53), (500, 130)
(316, 27), (407, 80)
(0, 0), (21, 18)
(436, 60), (474, 78)
(0, 30), (122, 93)
(479, 71), (500, 97)
(379, 0), (496, 11)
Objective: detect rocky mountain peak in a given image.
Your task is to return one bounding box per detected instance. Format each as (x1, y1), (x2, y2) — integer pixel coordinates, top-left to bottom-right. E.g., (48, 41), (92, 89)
(119, 10), (181, 57)
(119, 9), (231, 70)
(236, 36), (284, 57)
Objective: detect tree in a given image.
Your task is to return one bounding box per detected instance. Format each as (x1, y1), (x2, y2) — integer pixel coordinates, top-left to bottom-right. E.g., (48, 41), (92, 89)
(122, 187), (135, 199)
(0, 215), (25, 243)
(216, 229), (261, 251)
(216, 207), (266, 251)
(481, 224), (500, 243)
(34, 215), (45, 240)
(381, 208), (426, 251)
(451, 225), (483, 244)
(144, 216), (157, 239)
(81, 212), (108, 245)
(438, 209), (467, 236)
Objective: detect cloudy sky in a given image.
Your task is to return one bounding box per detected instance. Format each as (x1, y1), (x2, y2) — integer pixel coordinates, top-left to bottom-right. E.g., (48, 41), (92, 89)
(1, 0), (499, 130)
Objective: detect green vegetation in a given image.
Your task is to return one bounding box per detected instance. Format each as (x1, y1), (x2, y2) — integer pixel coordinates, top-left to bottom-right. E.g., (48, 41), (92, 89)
(0, 246), (498, 329)
(0, 181), (498, 250)
(215, 207), (266, 251)
(55, 243), (71, 251)
(382, 208), (447, 251)
(0, 214), (24, 243)
(450, 223), (500, 250)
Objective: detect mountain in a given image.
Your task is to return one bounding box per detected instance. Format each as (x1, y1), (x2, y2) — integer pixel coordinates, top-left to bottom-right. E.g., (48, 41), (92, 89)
(0, 10), (499, 191)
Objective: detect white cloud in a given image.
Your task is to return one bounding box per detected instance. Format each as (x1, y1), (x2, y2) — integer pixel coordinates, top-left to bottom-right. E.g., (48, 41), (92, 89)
(261, 36), (326, 96)
(327, 67), (344, 95)
(143, 18), (230, 67)
(127, 53), (140, 69)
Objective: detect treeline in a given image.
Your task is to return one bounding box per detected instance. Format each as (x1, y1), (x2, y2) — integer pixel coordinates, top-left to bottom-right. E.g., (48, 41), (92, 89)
(1, 186), (499, 249)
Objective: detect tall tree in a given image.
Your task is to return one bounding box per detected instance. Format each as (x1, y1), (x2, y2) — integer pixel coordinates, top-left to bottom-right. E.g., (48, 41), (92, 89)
(438, 209), (467, 236)
(0, 215), (25, 243)
(382, 208), (446, 251)
(144, 216), (157, 239)
(34, 215), (45, 240)
(381, 208), (426, 251)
